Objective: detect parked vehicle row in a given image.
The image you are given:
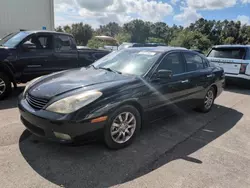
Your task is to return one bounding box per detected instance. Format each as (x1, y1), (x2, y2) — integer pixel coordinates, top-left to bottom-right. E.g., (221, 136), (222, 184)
(0, 31), (110, 99)
(18, 47), (225, 149)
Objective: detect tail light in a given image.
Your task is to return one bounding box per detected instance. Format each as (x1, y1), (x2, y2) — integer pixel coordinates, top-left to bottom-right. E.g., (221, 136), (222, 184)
(240, 64), (248, 74)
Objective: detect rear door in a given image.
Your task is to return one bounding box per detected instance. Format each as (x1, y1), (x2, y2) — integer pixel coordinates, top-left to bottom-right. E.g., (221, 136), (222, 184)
(182, 52), (214, 105)
(207, 47), (246, 74)
(53, 34), (78, 71)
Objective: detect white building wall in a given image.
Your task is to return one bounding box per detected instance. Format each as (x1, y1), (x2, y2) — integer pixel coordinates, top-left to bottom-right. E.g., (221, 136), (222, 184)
(0, 0), (54, 38)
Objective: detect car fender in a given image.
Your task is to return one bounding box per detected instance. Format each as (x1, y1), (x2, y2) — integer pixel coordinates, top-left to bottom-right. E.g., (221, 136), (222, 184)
(75, 98), (144, 122)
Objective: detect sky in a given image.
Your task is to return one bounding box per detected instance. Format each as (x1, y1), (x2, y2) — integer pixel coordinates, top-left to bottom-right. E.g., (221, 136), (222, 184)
(55, 0), (250, 28)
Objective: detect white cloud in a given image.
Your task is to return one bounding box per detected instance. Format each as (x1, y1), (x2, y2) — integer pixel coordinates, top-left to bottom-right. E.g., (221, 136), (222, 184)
(241, 0), (250, 3)
(187, 0), (237, 10)
(174, 7), (202, 26)
(171, 0), (180, 5)
(76, 0), (114, 11)
(55, 0), (173, 26)
(236, 15), (250, 25)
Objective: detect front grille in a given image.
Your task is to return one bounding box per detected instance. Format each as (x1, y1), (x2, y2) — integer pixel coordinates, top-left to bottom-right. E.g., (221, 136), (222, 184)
(26, 94), (49, 110)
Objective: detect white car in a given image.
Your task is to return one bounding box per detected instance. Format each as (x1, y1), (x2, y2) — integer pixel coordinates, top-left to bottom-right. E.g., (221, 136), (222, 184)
(207, 45), (250, 84)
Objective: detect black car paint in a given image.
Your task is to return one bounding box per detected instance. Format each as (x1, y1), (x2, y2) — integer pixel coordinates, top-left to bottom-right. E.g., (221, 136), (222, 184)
(18, 48), (225, 142)
(0, 31), (110, 84)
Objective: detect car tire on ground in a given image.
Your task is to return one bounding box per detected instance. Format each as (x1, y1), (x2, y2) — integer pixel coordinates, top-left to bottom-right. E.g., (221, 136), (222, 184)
(196, 87), (215, 113)
(0, 72), (12, 100)
(104, 105), (141, 149)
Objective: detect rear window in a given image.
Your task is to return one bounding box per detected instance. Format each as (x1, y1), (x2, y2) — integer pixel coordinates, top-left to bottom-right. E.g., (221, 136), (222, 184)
(208, 48), (246, 60)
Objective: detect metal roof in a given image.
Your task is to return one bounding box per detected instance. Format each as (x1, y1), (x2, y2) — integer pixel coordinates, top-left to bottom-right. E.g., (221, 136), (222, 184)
(20, 30), (73, 36)
(129, 46), (187, 53)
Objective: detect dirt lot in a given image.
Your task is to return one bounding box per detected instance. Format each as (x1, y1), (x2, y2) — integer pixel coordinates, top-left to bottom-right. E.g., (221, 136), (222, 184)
(0, 85), (250, 188)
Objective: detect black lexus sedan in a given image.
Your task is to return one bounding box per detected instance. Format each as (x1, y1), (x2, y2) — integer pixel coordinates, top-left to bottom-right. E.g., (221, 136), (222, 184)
(18, 47), (225, 149)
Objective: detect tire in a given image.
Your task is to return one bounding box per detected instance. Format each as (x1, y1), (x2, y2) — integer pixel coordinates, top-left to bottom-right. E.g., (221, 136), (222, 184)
(0, 72), (12, 100)
(104, 105), (141, 150)
(196, 87), (215, 113)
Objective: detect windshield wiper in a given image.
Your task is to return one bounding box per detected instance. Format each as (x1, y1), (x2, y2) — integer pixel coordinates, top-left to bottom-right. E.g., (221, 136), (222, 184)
(88, 64), (96, 69)
(98, 67), (122, 74)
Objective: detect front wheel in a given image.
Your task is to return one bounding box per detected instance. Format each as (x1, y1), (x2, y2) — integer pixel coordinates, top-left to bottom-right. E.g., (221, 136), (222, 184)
(196, 87), (215, 113)
(104, 105), (141, 149)
(0, 72), (12, 100)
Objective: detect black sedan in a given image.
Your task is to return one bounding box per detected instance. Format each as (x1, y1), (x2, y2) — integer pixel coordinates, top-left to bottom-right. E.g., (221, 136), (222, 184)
(18, 47), (225, 149)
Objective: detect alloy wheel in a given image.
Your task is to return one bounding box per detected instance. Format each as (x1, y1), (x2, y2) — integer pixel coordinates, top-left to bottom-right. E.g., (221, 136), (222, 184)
(0, 78), (6, 96)
(204, 90), (214, 110)
(110, 112), (136, 144)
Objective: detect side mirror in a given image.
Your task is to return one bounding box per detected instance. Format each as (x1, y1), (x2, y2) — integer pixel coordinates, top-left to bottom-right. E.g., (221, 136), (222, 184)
(22, 41), (36, 51)
(156, 69), (172, 79)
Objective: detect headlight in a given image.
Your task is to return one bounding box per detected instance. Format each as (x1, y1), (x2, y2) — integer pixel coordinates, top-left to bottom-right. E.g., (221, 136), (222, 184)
(23, 76), (42, 96)
(46, 90), (102, 114)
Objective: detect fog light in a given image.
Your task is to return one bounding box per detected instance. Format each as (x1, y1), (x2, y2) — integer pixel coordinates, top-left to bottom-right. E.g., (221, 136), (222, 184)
(54, 132), (71, 141)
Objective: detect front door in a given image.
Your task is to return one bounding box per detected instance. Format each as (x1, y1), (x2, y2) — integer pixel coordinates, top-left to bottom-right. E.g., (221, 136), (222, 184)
(17, 33), (55, 81)
(147, 52), (191, 119)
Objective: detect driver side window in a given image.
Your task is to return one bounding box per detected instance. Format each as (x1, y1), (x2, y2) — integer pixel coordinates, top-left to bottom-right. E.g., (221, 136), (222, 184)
(22, 35), (53, 50)
(157, 52), (185, 75)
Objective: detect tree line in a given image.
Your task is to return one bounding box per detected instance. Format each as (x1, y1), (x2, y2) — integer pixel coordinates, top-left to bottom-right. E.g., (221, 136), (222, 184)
(55, 18), (250, 52)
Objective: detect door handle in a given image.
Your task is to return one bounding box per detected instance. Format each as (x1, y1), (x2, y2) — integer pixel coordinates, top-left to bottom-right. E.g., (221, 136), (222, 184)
(206, 74), (214, 78)
(27, 65), (42, 68)
(181, 79), (189, 83)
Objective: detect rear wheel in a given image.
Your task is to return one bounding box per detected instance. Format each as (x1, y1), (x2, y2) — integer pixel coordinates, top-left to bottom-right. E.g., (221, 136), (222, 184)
(104, 105), (141, 149)
(196, 87), (215, 113)
(0, 72), (12, 100)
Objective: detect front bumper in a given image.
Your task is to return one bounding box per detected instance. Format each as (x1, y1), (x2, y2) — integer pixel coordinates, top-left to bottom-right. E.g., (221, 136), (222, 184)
(18, 96), (106, 142)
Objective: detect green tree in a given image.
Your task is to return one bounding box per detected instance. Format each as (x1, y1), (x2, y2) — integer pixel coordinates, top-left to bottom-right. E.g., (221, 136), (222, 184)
(96, 22), (121, 37)
(170, 30), (211, 52)
(150, 22), (171, 44)
(87, 38), (105, 49)
(146, 37), (165, 44)
(55, 18), (250, 50)
(115, 32), (131, 44)
(223, 37), (235, 44)
(55, 26), (63, 32)
(63, 25), (71, 33)
(71, 23), (93, 45)
(123, 19), (150, 43)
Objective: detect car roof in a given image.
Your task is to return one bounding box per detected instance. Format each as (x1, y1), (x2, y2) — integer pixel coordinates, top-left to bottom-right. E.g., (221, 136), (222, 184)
(19, 30), (73, 37)
(129, 46), (188, 53)
(213, 45), (250, 48)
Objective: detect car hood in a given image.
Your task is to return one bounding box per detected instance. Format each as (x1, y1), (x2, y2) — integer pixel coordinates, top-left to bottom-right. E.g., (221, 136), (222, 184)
(28, 67), (131, 99)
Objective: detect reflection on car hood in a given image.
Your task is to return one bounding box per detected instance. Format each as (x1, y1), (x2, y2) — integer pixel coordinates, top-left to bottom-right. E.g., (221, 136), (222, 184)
(28, 67), (131, 99)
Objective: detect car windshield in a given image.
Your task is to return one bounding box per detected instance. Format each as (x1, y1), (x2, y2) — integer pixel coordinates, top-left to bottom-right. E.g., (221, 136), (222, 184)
(93, 49), (162, 76)
(0, 31), (31, 48)
(208, 48), (246, 60)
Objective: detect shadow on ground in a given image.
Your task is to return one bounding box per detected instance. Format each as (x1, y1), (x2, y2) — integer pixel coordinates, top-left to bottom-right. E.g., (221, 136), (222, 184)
(18, 104), (242, 188)
(225, 83), (250, 95)
(0, 86), (25, 110)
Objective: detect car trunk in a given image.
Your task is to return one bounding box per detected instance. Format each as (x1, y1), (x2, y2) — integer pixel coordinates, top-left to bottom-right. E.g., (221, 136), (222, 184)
(207, 47), (246, 74)
(209, 58), (242, 74)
